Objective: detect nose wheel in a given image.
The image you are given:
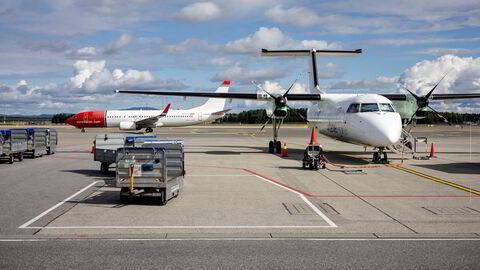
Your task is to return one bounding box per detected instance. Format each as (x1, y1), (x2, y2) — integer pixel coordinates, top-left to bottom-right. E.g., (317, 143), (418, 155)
(372, 147), (389, 164)
(81, 128), (85, 133)
(267, 118), (283, 154)
(145, 127), (153, 133)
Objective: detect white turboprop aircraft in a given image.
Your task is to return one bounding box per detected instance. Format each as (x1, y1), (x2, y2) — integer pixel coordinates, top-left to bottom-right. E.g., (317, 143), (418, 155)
(115, 49), (480, 162)
(67, 81), (231, 133)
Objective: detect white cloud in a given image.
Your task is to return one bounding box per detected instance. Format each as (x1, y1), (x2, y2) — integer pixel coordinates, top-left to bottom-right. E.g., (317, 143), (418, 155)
(399, 55), (480, 95)
(414, 48), (480, 56)
(328, 76), (399, 91)
(103, 33), (132, 55)
(372, 37), (480, 46)
(265, 5), (320, 27)
(223, 27), (343, 54)
(211, 62), (287, 83)
(67, 34), (132, 59)
(175, 2), (221, 22)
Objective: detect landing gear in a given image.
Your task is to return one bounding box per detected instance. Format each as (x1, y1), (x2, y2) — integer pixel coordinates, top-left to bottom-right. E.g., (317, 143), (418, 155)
(268, 118), (283, 154)
(372, 147), (389, 164)
(145, 127), (153, 133)
(81, 128), (85, 133)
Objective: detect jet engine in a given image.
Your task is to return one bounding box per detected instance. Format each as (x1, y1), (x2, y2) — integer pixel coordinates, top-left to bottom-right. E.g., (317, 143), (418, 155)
(119, 121), (137, 130)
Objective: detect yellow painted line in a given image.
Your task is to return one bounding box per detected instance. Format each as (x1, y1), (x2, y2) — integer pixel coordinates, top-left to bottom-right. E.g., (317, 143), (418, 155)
(387, 164), (480, 196)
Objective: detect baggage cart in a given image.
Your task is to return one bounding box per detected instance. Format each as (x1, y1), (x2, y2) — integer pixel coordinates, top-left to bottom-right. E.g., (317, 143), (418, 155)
(0, 129), (27, 164)
(93, 133), (126, 173)
(116, 143), (184, 205)
(46, 128), (58, 155)
(11, 128), (48, 158)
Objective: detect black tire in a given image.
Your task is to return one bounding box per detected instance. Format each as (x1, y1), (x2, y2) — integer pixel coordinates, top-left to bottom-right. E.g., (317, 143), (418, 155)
(18, 152), (23, 162)
(47, 147), (51, 155)
(314, 160), (319, 170)
(302, 162), (306, 169)
(146, 127), (153, 133)
(276, 141), (282, 154)
(159, 190), (167, 205)
(373, 152), (379, 162)
(9, 154), (14, 164)
(268, 141), (274, 153)
(100, 162), (109, 174)
(32, 150), (36, 159)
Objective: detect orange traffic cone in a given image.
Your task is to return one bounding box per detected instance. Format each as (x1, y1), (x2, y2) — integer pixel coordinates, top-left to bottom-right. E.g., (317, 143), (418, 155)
(309, 127), (317, 145)
(429, 143), (436, 158)
(282, 143), (288, 157)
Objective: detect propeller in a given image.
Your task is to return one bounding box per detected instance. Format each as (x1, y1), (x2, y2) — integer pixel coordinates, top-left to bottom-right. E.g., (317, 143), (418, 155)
(403, 72), (451, 126)
(254, 79), (297, 117)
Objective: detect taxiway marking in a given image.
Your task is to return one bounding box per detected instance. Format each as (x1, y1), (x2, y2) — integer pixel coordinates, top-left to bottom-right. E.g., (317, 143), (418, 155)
(19, 181), (101, 229)
(388, 165), (480, 196)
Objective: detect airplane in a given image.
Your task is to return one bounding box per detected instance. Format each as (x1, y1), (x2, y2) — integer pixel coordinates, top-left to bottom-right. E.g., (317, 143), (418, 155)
(66, 80), (231, 133)
(115, 48), (480, 163)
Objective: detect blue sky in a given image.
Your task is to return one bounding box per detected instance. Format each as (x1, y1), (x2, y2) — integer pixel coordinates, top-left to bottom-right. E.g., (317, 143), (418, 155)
(1, 0), (480, 114)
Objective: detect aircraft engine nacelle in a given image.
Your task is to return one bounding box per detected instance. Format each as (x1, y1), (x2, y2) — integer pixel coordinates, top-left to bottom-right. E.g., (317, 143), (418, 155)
(119, 121), (137, 130)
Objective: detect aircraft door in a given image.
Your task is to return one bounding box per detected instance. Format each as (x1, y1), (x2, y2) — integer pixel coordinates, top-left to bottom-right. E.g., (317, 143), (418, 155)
(198, 112), (203, 121)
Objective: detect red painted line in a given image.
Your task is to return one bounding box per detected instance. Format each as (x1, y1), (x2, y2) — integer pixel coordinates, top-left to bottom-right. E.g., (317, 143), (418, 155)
(243, 169), (313, 197)
(310, 195), (479, 198)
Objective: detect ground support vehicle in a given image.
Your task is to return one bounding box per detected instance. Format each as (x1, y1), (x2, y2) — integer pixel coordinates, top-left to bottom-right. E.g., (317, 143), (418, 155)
(93, 134), (159, 173)
(302, 144), (326, 170)
(116, 141), (184, 205)
(11, 128), (48, 158)
(0, 130), (27, 164)
(46, 128), (57, 155)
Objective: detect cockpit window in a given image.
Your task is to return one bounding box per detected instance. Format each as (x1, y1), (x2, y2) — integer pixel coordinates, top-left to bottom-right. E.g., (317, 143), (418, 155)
(346, 103), (360, 113)
(360, 103), (379, 112)
(379, 103), (395, 112)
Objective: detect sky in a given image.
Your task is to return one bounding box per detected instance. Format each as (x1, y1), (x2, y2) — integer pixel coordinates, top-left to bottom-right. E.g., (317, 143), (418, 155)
(1, 0), (480, 115)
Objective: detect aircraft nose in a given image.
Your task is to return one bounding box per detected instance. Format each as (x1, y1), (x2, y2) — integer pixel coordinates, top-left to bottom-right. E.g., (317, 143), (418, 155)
(369, 113), (402, 146)
(66, 115), (76, 126)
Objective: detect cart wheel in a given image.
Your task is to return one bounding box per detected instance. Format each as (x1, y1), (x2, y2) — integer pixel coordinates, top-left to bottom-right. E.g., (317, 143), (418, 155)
(18, 152), (23, 162)
(47, 147), (51, 155)
(302, 163), (306, 169)
(120, 194), (130, 204)
(309, 163), (313, 170)
(100, 162), (109, 174)
(9, 154), (14, 164)
(159, 190), (167, 205)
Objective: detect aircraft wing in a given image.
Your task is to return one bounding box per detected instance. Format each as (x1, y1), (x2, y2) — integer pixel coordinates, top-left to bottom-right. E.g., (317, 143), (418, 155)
(211, 109), (231, 116)
(115, 90), (322, 101)
(381, 93), (480, 101)
(135, 103), (171, 127)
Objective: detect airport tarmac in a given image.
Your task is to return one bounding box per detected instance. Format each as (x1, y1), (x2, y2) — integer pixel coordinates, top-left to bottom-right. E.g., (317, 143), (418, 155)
(0, 124), (479, 268)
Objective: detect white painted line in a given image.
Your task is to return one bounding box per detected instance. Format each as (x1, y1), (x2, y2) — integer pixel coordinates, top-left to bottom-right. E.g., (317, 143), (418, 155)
(1, 238), (479, 242)
(24, 225), (333, 229)
(253, 175), (338, 228)
(19, 181), (101, 229)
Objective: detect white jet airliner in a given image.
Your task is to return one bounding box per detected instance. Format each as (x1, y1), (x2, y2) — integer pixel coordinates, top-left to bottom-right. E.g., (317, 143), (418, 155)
(67, 81), (231, 133)
(115, 49), (480, 162)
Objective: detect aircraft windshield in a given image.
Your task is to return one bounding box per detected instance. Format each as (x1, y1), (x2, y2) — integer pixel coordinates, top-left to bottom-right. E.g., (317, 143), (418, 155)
(379, 103), (395, 112)
(346, 103), (360, 113)
(360, 103), (379, 112)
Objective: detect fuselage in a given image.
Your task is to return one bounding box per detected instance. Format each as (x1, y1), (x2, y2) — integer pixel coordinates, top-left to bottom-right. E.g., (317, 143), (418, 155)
(307, 93), (402, 147)
(66, 108), (224, 130)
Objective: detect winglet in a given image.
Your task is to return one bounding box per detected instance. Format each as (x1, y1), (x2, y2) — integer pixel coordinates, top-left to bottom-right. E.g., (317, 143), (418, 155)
(222, 80), (231, 86)
(160, 103), (171, 117)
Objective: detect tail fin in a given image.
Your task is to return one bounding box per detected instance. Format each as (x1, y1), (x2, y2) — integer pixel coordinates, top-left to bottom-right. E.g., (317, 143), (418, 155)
(261, 48), (362, 92)
(198, 80), (230, 111)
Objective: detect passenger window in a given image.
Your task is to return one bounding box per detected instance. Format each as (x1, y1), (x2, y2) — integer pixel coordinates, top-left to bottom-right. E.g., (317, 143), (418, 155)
(346, 103), (360, 113)
(379, 103), (395, 112)
(360, 103), (379, 112)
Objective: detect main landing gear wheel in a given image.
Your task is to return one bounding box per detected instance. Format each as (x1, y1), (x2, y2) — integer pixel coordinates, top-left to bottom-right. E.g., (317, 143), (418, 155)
(268, 141), (274, 153)
(145, 127), (153, 133)
(81, 128), (85, 133)
(275, 141), (282, 154)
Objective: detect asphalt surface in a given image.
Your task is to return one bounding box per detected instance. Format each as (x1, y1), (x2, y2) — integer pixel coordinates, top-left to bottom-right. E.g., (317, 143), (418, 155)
(0, 124), (479, 268)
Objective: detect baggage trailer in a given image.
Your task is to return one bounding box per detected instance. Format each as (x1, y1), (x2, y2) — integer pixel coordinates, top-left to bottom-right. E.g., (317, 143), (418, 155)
(0, 129), (27, 164)
(46, 128), (58, 155)
(116, 142), (184, 205)
(93, 134), (159, 173)
(93, 133), (126, 174)
(11, 128), (48, 158)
